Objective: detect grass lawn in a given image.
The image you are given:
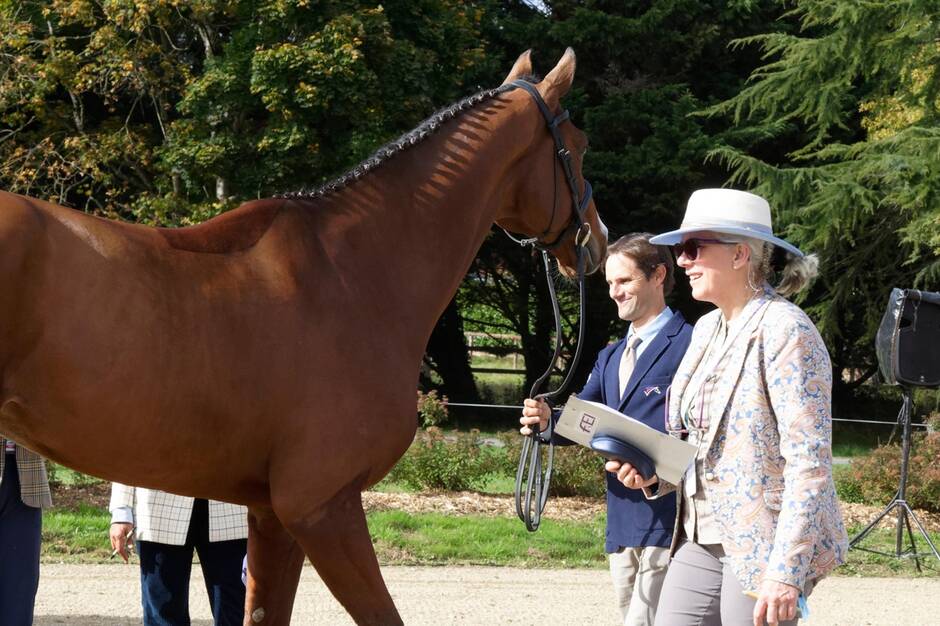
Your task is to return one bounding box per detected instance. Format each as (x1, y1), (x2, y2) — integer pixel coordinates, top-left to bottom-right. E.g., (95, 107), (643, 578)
(43, 504), (113, 562)
(370, 510), (606, 568)
(42, 504), (940, 577)
(831, 440), (874, 458)
(40, 505), (607, 569)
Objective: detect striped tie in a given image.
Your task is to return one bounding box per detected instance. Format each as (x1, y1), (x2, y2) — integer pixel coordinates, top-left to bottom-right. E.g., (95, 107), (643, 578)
(618, 334), (643, 399)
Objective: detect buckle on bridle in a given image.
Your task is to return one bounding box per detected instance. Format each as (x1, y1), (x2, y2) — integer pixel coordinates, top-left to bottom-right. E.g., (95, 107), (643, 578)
(575, 222), (592, 248)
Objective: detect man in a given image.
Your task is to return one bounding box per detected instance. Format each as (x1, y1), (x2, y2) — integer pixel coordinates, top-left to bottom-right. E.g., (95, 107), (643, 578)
(0, 437), (52, 625)
(109, 484), (248, 625)
(521, 233), (692, 625)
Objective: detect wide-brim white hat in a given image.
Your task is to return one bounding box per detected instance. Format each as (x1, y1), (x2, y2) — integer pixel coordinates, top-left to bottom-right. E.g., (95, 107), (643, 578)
(649, 188), (804, 258)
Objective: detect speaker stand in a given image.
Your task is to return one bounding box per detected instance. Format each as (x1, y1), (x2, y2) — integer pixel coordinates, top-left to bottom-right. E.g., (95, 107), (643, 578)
(849, 387), (940, 569)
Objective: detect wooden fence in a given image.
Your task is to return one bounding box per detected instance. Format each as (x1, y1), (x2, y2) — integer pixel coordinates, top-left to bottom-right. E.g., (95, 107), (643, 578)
(465, 332), (525, 375)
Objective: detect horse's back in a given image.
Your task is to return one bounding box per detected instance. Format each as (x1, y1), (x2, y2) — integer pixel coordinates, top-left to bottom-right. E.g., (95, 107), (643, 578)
(0, 191), (286, 256)
(157, 199), (286, 253)
(0, 191), (48, 241)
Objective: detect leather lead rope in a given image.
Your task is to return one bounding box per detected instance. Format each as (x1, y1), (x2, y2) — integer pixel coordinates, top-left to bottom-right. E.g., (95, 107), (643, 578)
(499, 79), (594, 532)
(514, 245), (588, 531)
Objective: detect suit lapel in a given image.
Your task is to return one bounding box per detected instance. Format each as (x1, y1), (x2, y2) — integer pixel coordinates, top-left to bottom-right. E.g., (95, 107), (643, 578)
(618, 313), (685, 411)
(605, 339), (626, 406)
(619, 331), (667, 410)
(703, 292), (774, 445)
(668, 314), (717, 432)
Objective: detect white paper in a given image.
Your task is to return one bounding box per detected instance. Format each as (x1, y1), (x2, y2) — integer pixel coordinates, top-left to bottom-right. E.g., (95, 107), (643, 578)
(555, 395), (696, 485)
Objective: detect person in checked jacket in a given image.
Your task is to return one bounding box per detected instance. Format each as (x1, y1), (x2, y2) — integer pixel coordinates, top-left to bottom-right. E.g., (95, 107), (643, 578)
(0, 437), (52, 625)
(109, 483), (248, 625)
(607, 189), (848, 626)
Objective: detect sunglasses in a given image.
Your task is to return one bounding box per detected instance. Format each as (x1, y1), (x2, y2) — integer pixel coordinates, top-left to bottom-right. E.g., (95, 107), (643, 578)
(673, 238), (736, 261)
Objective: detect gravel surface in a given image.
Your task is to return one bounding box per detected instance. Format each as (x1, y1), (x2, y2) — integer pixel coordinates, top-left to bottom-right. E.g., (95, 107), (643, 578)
(41, 486), (940, 624)
(35, 564), (940, 625)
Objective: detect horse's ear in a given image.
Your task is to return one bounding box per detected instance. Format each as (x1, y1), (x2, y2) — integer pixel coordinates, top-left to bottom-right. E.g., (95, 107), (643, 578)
(501, 50), (533, 85)
(538, 47), (576, 110)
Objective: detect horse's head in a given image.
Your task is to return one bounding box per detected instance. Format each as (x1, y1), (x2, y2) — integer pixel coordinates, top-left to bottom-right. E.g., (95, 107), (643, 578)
(495, 49), (607, 277)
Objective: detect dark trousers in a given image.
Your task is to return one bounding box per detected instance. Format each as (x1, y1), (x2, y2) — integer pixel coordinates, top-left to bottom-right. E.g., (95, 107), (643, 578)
(138, 498), (247, 626)
(0, 454), (42, 626)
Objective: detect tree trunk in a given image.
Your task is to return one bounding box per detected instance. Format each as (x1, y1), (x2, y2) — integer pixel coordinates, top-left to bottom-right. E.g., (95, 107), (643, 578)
(424, 296), (479, 403)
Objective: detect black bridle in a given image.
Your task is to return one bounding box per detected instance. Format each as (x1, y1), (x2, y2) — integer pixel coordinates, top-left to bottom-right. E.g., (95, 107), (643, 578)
(503, 79), (595, 532)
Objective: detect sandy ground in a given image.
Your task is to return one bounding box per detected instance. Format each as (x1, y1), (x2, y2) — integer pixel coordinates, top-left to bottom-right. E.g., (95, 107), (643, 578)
(34, 564), (940, 625)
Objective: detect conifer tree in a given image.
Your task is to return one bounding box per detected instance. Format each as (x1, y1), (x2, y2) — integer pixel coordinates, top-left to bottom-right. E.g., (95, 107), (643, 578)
(705, 0), (940, 399)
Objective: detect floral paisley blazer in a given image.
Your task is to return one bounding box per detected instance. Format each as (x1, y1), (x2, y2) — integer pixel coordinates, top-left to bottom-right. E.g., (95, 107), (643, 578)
(655, 288), (848, 591)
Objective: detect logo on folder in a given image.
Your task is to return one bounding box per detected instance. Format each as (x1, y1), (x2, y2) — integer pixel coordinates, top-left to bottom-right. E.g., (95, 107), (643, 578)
(579, 413), (597, 433)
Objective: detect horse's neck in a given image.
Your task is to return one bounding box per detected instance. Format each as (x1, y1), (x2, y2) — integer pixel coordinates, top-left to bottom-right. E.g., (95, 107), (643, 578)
(315, 103), (529, 344)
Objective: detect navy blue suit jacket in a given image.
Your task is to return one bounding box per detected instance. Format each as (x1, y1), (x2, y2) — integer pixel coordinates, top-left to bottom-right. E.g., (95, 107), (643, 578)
(559, 311), (692, 552)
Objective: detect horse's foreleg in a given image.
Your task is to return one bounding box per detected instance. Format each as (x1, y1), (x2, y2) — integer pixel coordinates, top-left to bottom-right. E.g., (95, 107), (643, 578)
(283, 483), (402, 626)
(243, 506), (306, 626)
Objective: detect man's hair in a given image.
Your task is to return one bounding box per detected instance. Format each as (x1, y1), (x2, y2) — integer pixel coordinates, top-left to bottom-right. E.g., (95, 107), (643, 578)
(606, 233), (675, 295)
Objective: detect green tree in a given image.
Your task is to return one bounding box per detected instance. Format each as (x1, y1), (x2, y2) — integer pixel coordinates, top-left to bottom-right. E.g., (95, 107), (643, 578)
(460, 1), (787, 394)
(704, 0), (940, 404)
(1, 0), (496, 402)
(0, 0), (493, 224)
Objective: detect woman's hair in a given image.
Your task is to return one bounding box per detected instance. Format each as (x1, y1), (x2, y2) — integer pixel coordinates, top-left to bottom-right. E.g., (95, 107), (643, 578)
(737, 238), (819, 297)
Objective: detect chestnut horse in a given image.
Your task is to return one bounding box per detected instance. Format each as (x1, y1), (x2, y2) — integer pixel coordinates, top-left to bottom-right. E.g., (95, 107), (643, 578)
(0, 49), (605, 624)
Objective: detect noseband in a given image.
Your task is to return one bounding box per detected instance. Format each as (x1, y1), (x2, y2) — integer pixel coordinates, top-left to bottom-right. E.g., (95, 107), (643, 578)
(503, 79), (594, 532)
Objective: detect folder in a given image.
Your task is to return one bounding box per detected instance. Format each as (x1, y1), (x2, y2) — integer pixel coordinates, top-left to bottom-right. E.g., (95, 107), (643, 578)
(555, 394), (696, 485)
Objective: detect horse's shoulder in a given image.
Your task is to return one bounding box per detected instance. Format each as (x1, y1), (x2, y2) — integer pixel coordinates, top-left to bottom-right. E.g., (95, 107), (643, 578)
(157, 199), (286, 254)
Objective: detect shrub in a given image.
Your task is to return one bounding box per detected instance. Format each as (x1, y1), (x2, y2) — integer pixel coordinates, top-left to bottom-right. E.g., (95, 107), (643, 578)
(926, 412), (940, 435)
(416, 390), (449, 428)
(387, 428), (493, 492)
(836, 433), (940, 512)
(549, 445), (607, 498)
(833, 465), (864, 504)
(46, 460), (59, 486)
(495, 432), (606, 498)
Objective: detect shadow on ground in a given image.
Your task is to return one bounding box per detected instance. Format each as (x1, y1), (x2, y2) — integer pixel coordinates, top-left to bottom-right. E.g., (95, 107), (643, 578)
(36, 618), (212, 625)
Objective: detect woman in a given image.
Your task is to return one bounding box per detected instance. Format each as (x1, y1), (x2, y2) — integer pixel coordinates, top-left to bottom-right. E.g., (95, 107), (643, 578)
(607, 189), (848, 626)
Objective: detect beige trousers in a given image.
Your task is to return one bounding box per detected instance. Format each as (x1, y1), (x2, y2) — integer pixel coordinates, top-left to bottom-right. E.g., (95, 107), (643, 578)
(653, 542), (812, 626)
(609, 545), (671, 626)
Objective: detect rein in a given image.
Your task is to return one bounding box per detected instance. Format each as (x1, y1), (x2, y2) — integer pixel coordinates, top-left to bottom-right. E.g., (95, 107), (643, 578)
(504, 79), (593, 532)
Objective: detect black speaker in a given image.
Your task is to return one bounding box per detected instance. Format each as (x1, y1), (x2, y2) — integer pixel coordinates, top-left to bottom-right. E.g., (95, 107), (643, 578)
(876, 288), (940, 388)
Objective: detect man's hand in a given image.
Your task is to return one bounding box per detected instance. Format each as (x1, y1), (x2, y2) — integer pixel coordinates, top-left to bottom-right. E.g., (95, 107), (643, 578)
(109, 522), (134, 563)
(605, 460), (658, 489)
(753, 579), (800, 626)
(519, 398), (550, 436)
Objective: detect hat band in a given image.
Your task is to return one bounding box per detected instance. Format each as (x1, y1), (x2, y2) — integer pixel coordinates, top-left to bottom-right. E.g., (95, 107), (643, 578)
(679, 220), (774, 237)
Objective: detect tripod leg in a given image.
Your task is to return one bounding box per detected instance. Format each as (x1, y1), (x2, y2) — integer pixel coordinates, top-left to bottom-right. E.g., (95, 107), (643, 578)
(902, 502), (940, 563)
(850, 500), (899, 547)
(900, 504), (922, 572)
(896, 501), (905, 557)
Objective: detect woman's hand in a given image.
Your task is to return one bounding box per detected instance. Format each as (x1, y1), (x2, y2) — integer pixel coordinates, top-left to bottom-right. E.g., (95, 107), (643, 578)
(605, 460), (658, 490)
(753, 579), (800, 626)
(519, 398), (550, 435)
